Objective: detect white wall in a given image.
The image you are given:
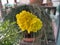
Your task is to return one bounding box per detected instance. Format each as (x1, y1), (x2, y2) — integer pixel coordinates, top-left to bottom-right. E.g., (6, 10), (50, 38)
(1, 0), (7, 6)
(1, 0), (30, 6)
(52, 0), (60, 41)
(17, 0), (20, 2)
(52, 0), (60, 2)
(8, 0), (15, 4)
(19, 0), (30, 5)
(43, 0), (47, 3)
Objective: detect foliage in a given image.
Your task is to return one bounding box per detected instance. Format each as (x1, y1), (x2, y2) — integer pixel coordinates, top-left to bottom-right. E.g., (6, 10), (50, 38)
(4, 5), (33, 22)
(0, 20), (23, 45)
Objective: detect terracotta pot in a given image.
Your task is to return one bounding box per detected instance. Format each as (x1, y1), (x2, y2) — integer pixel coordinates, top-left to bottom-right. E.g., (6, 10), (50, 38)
(30, 0), (43, 5)
(30, 0), (36, 3)
(23, 32), (35, 42)
(23, 38), (35, 42)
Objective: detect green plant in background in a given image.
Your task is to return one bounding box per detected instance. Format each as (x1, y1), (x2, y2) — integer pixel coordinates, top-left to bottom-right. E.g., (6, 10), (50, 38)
(0, 20), (23, 45)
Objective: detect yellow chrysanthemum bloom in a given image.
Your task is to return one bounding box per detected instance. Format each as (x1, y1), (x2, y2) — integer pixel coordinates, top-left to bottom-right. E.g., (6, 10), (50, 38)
(16, 10), (43, 33)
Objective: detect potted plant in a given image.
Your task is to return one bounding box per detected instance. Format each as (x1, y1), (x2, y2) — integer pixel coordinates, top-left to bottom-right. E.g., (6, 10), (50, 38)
(16, 10), (43, 42)
(1, 5), (53, 45)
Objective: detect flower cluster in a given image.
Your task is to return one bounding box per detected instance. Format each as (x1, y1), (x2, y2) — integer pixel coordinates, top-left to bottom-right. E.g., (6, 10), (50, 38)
(16, 10), (43, 33)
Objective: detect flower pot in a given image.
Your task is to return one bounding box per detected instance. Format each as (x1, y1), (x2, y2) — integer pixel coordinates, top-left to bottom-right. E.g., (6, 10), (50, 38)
(23, 32), (35, 42)
(30, 0), (43, 5)
(23, 38), (35, 42)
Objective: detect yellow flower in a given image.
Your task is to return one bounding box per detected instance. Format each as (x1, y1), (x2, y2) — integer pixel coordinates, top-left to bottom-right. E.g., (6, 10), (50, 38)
(16, 10), (43, 33)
